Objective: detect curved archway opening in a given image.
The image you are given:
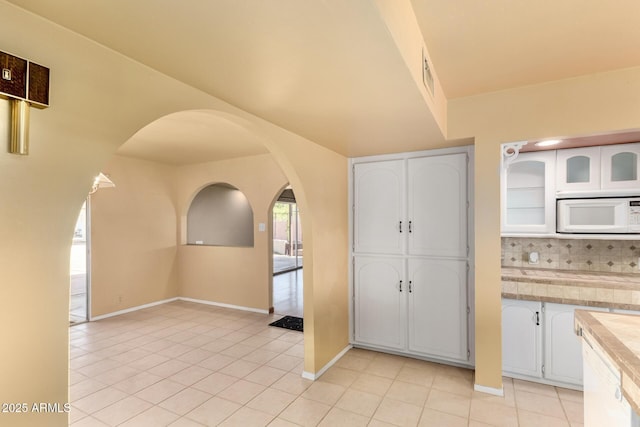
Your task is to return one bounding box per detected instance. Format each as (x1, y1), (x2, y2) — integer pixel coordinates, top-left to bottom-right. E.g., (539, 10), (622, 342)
(270, 185), (304, 318)
(79, 106), (347, 384)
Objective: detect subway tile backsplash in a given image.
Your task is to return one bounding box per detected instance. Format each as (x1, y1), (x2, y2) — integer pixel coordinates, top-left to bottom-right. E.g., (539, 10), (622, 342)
(502, 237), (640, 274)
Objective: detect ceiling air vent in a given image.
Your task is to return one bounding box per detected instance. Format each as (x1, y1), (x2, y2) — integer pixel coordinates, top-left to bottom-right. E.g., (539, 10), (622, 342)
(422, 47), (434, 97)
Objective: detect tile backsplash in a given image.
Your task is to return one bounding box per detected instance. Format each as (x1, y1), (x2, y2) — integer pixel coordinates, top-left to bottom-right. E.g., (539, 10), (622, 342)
(502, 237), (640, 274)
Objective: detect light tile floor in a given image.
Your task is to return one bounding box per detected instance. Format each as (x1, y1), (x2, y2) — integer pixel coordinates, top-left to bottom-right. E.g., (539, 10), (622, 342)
(273, 269), (303, 318)
(69, 301), (583, 426)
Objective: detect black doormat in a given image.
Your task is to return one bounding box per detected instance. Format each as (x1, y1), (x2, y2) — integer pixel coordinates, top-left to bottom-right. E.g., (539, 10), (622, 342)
(269, 316), (303, 332)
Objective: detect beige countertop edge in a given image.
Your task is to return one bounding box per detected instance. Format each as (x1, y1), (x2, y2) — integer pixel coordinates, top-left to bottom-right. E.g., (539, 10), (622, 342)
(501, 275), (640, 290)
(574, 310), (640, 415)
(501, 292), (640, 311)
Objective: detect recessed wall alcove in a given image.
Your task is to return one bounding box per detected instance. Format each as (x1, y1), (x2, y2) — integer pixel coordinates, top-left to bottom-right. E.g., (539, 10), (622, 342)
(187, 183), (254, 247)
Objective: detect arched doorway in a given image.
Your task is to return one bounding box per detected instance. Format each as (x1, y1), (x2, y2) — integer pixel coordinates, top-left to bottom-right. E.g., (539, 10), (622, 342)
(69, 173), (116, 324)
(272, 187), (303, 275)
(272, 186), (303, 318)
(69, 200), (88, 324)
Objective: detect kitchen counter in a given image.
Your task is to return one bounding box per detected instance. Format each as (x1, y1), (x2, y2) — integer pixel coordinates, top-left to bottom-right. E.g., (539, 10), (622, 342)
(502, 267), (640, 310)
(575, 310), (640, 415)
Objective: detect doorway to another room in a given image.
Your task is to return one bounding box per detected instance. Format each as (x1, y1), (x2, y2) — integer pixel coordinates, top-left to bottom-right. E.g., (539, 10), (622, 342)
(272, 187), (303, 318)
(70, 200), (89, 324)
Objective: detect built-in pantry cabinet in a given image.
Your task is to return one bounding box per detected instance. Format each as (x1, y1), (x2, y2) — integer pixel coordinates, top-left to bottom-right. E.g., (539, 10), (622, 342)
(502, 298), (609, 389)
(351, 147), (473, 366)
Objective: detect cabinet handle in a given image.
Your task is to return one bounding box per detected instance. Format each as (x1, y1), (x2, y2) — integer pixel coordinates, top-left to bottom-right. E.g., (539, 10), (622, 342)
(399, 280), (403, 292)
(408, 221), (412, 233)
(535, 311), (540, 326)
(409, 280), (412, 293)
(399, 221), (403, 233)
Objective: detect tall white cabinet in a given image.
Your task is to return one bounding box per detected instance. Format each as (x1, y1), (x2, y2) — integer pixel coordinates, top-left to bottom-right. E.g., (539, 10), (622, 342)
(351, 147), (473, 365)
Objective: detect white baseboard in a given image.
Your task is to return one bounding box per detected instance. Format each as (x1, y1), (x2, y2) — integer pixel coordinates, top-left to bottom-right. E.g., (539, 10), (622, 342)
(302, 344), (352, 381)
(474, 383), (504, 397)
(90, 297), (179, 321)
(178, 297), (269, 314)
(90, 296), (269, 321)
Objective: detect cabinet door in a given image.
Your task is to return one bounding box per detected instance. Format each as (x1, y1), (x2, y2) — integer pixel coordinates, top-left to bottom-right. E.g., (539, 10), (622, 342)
(544, 303), (607, 386)
(353, 161), (404, 254)
(407, 154), (467, 257)
(601, 143), (640, 190)
(556, 146), (601, 193)
(502, 151), (556, 234)
(502, 299), (542, 378)
(353, 256), (406, 350)
(408, 259), (467, 361)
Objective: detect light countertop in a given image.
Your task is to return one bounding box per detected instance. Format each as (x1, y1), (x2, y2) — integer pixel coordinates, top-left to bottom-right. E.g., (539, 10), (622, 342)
(502, 268), (640, 310)
(575, 310), (640, 414)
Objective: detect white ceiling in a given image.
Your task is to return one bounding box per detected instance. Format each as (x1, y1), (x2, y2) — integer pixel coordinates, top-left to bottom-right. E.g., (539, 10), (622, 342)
(7, 0), (640, 164)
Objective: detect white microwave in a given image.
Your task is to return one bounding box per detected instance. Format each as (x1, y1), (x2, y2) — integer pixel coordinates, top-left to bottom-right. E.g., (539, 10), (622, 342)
(557, 197), (640, 234)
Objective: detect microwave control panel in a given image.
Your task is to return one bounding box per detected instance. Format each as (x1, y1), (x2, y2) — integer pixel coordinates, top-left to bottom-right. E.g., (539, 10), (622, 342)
(630, 201), (640, 229)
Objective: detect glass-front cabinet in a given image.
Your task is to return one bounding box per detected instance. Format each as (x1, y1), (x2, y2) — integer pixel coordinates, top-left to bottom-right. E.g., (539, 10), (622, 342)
(502, 151), (556, 234)
(601, 143), (640, 190)
(556, 146), (601, 192)
(556, 143), (640, 193)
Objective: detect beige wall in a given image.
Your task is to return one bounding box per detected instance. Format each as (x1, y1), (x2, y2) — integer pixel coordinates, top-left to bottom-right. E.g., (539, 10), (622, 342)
(258, 134), (350, 374)
(175, 154), (288, 311)
(0, 4), (349, 425)
(449, 66), (640, 391)
(91, 153), (288, 315)
(91, 155), (179, 317)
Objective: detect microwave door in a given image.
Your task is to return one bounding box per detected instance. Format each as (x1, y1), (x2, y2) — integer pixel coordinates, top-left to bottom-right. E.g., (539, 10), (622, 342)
(558, 200), (628, 233)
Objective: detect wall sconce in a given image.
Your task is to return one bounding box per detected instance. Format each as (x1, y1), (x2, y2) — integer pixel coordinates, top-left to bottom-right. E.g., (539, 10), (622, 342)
(10, 99), (29, 154)
(1, 50), (50, 155)
(89, 173), (115, 194)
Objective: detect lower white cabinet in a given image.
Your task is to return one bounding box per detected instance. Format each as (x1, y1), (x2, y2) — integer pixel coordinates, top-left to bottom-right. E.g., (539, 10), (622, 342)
(354, 256), (469, 364)
(502, 299), (607, 388)
(407, 258), (468, 361)
(353, 256), (406, 350)
(544, 303), (607, 385)
(502, 299), (542, 378)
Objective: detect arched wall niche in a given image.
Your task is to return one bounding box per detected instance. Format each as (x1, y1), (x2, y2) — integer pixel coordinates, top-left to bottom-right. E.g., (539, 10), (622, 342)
(186, 182), (254, 247)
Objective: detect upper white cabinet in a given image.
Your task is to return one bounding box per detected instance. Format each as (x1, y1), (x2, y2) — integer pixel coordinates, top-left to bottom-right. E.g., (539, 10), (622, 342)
(353, 160), (404, 254)
(556, 146), (601, 192)
(556, 142), (640, 193)
(601, 143), (640, 190)
(407, 155), (468, 257)
(502, 151), (556, 234)
(354, 153), (468, 256)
